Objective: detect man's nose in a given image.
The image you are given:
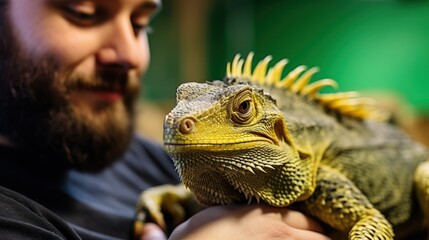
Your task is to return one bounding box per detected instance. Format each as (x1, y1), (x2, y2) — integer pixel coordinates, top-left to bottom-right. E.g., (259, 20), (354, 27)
(97, 19), (144, 69)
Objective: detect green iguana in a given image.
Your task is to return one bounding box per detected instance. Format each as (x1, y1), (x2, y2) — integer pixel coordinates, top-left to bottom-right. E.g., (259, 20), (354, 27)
(137, 53), (429, 240)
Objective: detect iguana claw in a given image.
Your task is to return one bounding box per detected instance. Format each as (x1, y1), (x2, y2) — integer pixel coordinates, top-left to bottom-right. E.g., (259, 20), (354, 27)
(133, 184), (202, 239)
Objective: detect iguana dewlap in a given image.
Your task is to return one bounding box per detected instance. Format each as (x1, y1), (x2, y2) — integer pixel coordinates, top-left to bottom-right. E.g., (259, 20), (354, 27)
(163, 53), (429, 239)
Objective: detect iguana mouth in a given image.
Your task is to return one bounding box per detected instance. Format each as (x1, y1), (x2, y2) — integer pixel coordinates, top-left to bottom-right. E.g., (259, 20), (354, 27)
(164, 139), (275, 152)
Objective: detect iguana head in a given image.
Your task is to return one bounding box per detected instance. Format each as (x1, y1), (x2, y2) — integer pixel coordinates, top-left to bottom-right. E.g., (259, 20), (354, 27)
(164, 79), (313, 207)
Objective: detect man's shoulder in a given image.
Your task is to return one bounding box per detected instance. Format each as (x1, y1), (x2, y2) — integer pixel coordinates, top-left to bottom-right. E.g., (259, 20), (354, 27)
(61, 134), (180, 229)
(114, 133), (180, 184)
(126, 134), (176, 171)
(130, 134), (168, 157)
(0, 185), (82, 240)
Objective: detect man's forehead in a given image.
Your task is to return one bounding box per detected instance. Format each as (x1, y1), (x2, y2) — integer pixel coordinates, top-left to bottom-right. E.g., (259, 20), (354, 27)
(47, 0), (161, 9)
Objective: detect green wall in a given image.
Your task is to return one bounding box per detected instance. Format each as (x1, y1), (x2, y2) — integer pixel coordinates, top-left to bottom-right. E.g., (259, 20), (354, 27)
(144, 0), (429, 114)
(207, 0), (429, 113)
(141, 0), (180, 102)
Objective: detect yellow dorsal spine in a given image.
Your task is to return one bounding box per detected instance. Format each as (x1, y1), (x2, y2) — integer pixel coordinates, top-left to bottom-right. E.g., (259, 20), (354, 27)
(226, 53), (388, 121)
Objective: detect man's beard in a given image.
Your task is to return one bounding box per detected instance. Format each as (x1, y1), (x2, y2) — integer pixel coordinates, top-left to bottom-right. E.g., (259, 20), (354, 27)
(0, 15), (140, 172)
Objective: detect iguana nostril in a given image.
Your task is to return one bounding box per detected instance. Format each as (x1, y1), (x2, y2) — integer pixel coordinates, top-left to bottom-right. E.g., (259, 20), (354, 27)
(179, 118), (195, 134)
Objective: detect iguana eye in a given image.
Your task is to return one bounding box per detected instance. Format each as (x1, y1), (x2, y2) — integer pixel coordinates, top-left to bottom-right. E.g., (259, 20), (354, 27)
(231, 91), (254, 124)
(238, 100), (251, 114)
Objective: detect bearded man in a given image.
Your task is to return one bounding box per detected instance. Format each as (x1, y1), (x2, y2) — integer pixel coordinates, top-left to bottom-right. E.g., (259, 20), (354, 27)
(0, 0), (180, 239)
(0, 0), (330, 240)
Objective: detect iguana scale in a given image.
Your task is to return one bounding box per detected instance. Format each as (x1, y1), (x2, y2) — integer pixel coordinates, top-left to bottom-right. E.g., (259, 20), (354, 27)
(158, 53), (429, 239)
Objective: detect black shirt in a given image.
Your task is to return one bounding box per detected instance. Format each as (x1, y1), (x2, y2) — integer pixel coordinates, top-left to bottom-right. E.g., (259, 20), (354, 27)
(0, 134), (180, 239)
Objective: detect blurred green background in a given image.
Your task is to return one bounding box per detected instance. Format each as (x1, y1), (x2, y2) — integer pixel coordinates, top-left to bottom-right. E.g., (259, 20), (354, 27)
(139, 0), (429, 140)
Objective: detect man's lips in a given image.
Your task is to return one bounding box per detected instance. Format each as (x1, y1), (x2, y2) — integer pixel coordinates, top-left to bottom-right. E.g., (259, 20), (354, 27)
(71, 89), (123, 103)
(89, 90), (122, 102)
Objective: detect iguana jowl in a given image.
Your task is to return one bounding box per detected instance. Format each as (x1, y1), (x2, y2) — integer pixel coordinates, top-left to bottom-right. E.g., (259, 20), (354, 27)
(163, 53), (429, 239)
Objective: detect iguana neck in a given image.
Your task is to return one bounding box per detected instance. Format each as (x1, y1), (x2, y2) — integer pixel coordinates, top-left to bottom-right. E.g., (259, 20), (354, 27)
(259, 83), (337, 152)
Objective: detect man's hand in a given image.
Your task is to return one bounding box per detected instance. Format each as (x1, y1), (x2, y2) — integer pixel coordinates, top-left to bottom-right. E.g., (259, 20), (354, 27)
(169, 205), (332, 240)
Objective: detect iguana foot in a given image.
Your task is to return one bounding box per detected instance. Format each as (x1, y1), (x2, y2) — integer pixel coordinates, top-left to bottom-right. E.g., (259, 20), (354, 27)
(303, 166), (394, 240)
(348, 211), (394, 240)
(133, 184), (201, 239)
(415, 161), (429, 227)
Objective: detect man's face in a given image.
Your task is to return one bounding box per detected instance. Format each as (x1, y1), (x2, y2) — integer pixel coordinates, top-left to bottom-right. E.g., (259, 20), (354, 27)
(0, 0), (160, 171)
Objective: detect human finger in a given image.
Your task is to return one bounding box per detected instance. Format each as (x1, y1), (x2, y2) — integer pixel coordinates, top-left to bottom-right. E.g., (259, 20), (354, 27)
(140, 223), (167, 240)
(285, 226), (332, 240)
(279, 208), (325, 233)
(251, 205), (325, 233)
